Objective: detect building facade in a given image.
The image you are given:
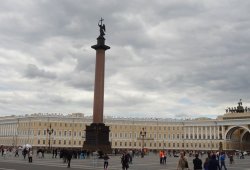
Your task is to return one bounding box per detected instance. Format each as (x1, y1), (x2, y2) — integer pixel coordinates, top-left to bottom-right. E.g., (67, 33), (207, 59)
(1, 110), (250, 151)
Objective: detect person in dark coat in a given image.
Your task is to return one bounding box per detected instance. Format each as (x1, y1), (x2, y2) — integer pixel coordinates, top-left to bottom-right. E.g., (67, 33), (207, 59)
(208, 154), (221, 170)
(103, 153), (110, 170)
(55, 149), (58, 158)
(121, 152), (130, 170)
(193, 154), (202, 170)
(52, 149), (55, 158)
(203, 157), (209, 170)
(66, 150), (73, 168)
(22, 148), (27, 159)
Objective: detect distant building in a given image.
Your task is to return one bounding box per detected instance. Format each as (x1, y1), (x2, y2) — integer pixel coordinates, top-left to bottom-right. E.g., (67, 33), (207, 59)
(0, 104), (250, 151)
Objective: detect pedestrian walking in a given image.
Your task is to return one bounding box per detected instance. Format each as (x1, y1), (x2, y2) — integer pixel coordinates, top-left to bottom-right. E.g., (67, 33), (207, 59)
(66, 150), (73, 168)
(42, 149), (44, 158)
(208, 154), (221, 170)
(128, 150), (133, 164)
(22, 148), (28, 159)
(193, 153), (202, 170)
(14, 149), (19, 157)
(203, 157), (209, 170)
(55, 149), (58, 158)
(121, 152), (129, 170)
(219, 152), (227, 170)
(103, 153), (110, 170)
(193, 154), (202, 170)
(28, 149), (33, 163)
(52, 149), (55, 158)
(1, 148), (3, 157)
(229, 153), (234, 164)
(159, 150), (163, 164)
(177, 152), (189, 170)
(2, 148), (6, 158)
(163, 151), (167, 164)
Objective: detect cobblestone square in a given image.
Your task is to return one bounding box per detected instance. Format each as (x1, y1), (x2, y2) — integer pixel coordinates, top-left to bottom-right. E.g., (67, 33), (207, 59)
(0, 153), (249, 170)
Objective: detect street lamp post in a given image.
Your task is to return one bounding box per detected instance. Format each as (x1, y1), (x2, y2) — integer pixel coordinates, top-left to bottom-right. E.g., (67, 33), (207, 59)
(156, 118), (158, 151)
(210, 140), (213, 151)
(47, 123), (54, 151)
(26, 118), (31, 146)
(182, 122), (185, 149)
(132, 118), (134, 149)
(140, 128), (146, 158)
(82, 131), (86, 148)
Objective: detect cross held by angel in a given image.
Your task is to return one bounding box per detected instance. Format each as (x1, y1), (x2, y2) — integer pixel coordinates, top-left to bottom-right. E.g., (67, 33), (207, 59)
(98, 18), (106, 37)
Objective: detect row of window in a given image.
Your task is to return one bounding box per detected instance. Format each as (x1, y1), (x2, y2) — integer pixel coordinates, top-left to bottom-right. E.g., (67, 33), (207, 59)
(37, 130), (84, 137)
(20, 122), (84, 128)
(112, 125), (223, 131)
(112, 126), (184, 131)
(16, 130), (84, 137)
(1, 130), (223, 140)
(37, 139), (82, 145)
(113, 141), (219, 148)
(110, 133), (223, 140)
(186, 134), (223, 140)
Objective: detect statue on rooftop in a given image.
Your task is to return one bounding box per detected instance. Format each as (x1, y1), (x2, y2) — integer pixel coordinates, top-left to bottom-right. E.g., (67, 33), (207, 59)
(237, 99), (244, 113)
(238, 99), (242, 107)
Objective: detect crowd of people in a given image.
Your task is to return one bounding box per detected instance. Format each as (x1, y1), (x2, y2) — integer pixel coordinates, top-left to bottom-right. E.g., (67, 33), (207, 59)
(175, 151), (235, 170)
(0, 145), (248, 169)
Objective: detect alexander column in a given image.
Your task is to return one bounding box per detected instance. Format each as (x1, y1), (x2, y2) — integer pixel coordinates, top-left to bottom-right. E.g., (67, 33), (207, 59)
(83, 18), (111, 154)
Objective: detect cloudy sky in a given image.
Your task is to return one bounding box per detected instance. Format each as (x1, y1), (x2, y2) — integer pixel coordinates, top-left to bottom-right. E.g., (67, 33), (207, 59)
(0, 0), (250, 119)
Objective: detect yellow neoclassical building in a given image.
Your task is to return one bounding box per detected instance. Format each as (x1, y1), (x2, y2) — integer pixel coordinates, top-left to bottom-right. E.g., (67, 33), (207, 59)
(0, 108), (250, 151)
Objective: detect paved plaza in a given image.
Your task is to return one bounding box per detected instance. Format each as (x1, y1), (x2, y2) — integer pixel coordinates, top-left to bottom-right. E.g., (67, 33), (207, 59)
(0, 152), (250, 170)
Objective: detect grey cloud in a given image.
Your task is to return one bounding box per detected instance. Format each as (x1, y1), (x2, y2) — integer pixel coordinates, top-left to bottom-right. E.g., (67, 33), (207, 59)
(24, 64), (57, 79)
(1, 0), (250, 118)
(63, 71), (94, 91)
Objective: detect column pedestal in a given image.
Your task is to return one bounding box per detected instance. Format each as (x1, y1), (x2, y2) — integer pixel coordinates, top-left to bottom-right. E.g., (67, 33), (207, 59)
(83, 123), (111, 153)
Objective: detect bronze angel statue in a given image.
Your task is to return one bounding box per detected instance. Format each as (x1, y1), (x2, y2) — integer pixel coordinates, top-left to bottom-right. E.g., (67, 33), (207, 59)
(98, 18), (106, 37)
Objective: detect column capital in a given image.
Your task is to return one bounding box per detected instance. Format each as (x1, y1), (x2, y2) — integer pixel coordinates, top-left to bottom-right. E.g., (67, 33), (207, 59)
(91, 36), (110, 50)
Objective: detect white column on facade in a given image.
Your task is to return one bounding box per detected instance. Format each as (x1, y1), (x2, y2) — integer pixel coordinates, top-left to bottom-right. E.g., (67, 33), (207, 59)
(7, 124), (9, 136)
(5, 124), (7, 136)
(206, 127), (208, 139)
(2, 125), (4, 135)
(188, 127), (190, 139)
(9, 124), (11, 136)
(183, 126), (185, 139)
(213, 126), (216, 139)
(184, 126), (186, 139)
(12, 124), (14, 135)
(197, 126), (199, 139)
(193, 126), (195, 139)
(191, 126), (193, 139)
(222, 126), (225, 140)
(201, 127), (203, 139)
(209, 126), (212, 139)
(4, 125), (6, 136)
(10, 124), (12, 136)
(217, 126), (220, 140)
